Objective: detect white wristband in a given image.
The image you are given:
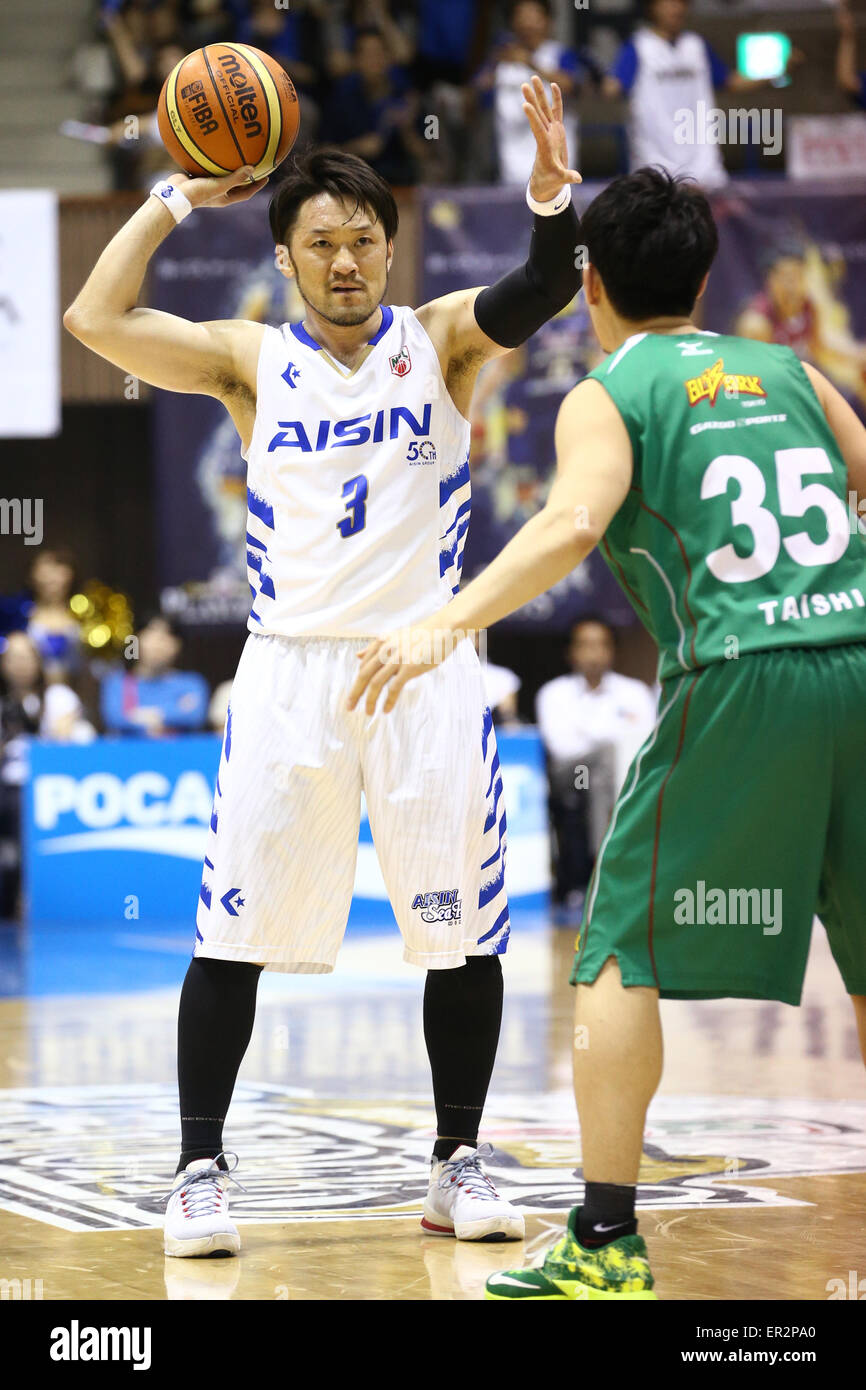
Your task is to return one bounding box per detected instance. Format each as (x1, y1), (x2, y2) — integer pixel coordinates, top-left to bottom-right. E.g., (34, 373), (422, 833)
(526, 182), (572, 217)
(149, 179), (193, 224)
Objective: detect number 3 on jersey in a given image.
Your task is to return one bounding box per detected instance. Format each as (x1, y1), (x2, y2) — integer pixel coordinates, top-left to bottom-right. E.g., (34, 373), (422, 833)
(337, 474), (368, 538)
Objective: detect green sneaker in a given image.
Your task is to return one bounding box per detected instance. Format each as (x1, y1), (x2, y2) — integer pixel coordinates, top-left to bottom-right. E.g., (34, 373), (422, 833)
(484, 1206), (657, 1301)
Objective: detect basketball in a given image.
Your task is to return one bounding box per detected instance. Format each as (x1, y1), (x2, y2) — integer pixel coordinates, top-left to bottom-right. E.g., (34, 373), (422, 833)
(157, 43), (300, 180)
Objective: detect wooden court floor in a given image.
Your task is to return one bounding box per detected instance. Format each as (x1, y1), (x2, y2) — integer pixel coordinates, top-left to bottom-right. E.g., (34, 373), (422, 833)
(0, 919), (864, 1301)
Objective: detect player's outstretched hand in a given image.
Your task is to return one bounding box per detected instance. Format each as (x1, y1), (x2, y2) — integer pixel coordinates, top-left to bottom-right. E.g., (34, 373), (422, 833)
(522, 75), (582, 203)
(167, 167), (270, 210)
(347, 625), (449, 716)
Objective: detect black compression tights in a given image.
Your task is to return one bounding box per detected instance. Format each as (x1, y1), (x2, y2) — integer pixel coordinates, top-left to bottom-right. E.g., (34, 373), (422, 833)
(423, 955), (504, 1161)
(175, 953), (504, 1173)
(176, 957), (263, 1174)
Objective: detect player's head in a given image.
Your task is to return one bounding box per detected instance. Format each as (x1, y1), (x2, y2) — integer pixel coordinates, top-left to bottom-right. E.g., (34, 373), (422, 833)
(580, 167), (718, 351)
(509, 0), (552, 48)
(269, 147), (397, 329)
(643, 0), (689, 39)
(568, 617), (615, 682)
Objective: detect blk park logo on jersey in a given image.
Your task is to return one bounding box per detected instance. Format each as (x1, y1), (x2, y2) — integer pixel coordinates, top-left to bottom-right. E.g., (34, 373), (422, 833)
(684, 357), (766, 408)
(412, 889), (461, 923)
(389, 346), (411, 377)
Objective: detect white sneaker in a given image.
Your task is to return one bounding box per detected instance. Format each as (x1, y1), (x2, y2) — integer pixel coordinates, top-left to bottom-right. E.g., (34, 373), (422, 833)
(163, 1155), (242, 1258)
(422, 1143), (525, 1242)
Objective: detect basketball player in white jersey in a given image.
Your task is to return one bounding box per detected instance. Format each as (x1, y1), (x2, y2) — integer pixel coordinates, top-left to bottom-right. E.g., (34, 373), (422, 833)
(64, 77), (583, 1258)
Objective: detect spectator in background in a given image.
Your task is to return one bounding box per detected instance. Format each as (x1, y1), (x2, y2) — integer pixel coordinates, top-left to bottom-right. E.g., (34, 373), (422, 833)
(232, 0), (326, 104)
(536, 618), (656, 925)
(601, 0), (798, 189)
(101, 614), (209, 736)
(321, 26), (425, 185)
(837, 0), (866, 108)
(0, 633), (95, 917)
(414, 0), (490, 90)
(474, 633), (522, 727)
(207, 678), (233, 733)
(482, 661), (522, 728)
(477, 0), (583, 185)
(325, 0), (415, 80)
(26, 549), (84, 684)
(407, 0), (497, 182)
(181, 0), (234, 49)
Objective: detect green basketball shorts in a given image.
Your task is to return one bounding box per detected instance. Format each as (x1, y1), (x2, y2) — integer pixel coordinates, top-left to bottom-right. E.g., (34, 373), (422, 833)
(570, 642), (866, 1004)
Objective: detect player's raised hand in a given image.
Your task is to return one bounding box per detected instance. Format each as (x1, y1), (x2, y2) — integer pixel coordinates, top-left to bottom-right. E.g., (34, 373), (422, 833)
(164, 167), (270, 210)
(347, 626), (444, 715)
(522, 76), (582, 203)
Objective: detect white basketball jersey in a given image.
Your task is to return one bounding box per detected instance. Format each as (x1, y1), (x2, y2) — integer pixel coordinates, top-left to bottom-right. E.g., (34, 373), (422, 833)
(242, 304), (472, 637)
(629, 28), (727, 189)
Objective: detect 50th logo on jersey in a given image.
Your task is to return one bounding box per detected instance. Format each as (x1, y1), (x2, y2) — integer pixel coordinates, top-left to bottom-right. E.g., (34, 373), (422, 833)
(412, 889), (461, 923)
(389, 347), (412, 377)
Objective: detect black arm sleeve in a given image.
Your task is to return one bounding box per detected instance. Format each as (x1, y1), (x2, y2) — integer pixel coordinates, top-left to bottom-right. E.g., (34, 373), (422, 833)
(473, 198), (582, 350)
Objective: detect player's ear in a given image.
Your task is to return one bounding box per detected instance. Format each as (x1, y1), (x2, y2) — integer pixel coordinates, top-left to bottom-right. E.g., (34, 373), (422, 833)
(582, 263), (599, 305)
(386, 238), (394, 273)
(694, 271), (710, 303)
(274, 243), (294, 278)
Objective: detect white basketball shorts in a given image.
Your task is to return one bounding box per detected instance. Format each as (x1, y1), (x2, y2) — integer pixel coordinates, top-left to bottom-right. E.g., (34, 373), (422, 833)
(194, 633), (510, 972)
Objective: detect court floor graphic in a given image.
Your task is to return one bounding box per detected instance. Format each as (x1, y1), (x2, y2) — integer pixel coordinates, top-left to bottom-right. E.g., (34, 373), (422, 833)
(0, 913), (864, 1300)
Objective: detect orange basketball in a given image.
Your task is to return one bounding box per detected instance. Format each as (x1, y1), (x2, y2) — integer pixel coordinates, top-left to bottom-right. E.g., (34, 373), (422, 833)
(158, 43), (300, 180)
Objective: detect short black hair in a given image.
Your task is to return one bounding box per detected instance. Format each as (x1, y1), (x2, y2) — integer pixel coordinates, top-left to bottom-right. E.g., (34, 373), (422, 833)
(580, 167), (718, 321)
(508, 0), (552, 17)
(570, 615), (615, 641)
(268, 146), (399, 248)
(354, 23), (386, 47)
(138, 611), (181, 640)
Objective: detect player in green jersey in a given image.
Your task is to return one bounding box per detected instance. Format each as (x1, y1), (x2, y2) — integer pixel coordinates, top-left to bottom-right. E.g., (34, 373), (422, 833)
(347, 167), (866, 1300)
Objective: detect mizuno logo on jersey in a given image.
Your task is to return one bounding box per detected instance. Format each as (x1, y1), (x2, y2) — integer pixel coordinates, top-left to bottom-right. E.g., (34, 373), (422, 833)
(266, 403), (432, 453)
(684, 358), (766, 408)
(412, 889), (461, 923)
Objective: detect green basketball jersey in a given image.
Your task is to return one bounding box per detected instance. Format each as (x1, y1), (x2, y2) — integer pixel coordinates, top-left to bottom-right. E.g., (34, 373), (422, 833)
(588, 331), (866, 680)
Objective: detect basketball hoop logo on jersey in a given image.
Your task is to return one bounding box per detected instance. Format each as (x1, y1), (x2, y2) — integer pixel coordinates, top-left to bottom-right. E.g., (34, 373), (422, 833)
(412, 889), (462, 924)
(389, 346), (411, 377)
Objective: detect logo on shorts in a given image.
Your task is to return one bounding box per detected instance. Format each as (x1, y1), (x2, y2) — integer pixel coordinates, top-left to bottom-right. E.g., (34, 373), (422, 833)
(411, 889), (461, 923)
(220, 887), (246, 916)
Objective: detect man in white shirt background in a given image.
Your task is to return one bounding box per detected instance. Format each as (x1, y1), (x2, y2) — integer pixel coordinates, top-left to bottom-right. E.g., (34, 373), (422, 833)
(601, 0), (797, 189)
(476, 0), (584, 185)
(535, 617), (657, 925)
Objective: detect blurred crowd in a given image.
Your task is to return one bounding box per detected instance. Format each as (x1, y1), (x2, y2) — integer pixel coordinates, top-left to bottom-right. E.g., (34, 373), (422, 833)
(0, 550), (234, 914)
(65, 0), (866, 192)
(0, 550), (653, 924)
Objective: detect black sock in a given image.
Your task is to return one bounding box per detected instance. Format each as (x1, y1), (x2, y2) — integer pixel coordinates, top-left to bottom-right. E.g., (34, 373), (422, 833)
(424, 955), (503, 1162)
(578, 1181), (637, 1248)
(176, 957), (262, 1175)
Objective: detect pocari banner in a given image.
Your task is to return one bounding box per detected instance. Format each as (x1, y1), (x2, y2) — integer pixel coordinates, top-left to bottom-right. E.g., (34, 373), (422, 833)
(24, 733), (550, 923)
